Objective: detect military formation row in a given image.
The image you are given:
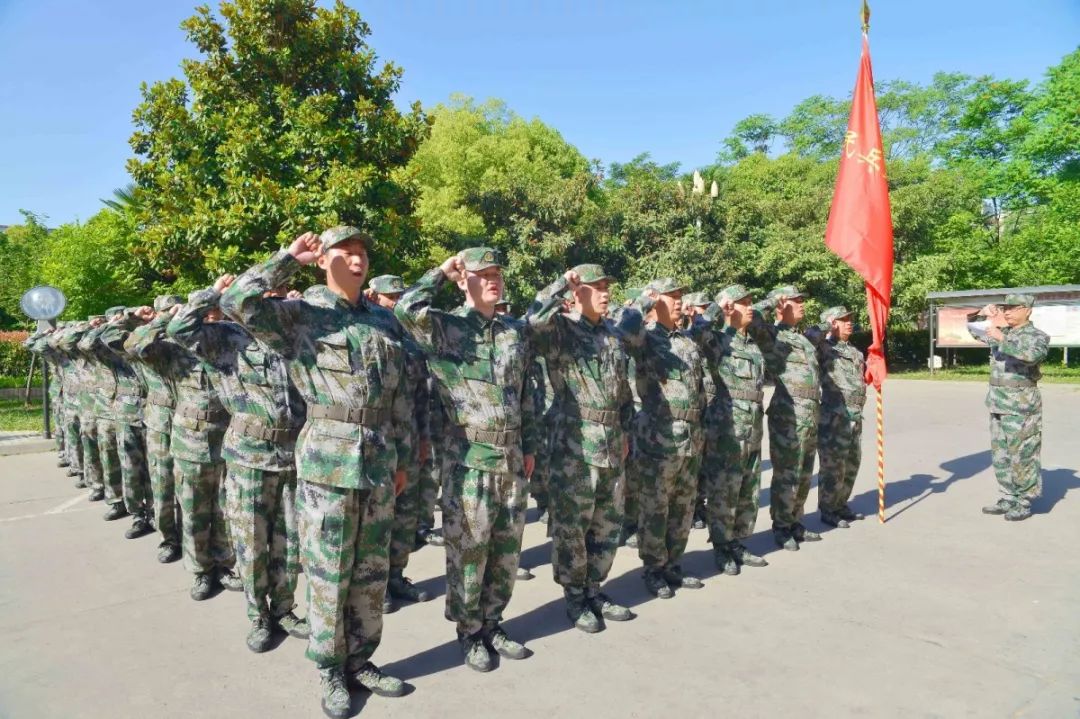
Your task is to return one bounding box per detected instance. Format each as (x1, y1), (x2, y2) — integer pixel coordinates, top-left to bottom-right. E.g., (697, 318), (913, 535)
(23, 226), (873, 719)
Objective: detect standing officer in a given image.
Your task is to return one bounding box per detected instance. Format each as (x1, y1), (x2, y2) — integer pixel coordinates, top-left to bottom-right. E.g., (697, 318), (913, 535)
(528, 264), (635, 632)
(77, 311), (127, 520)
(169, 277), (309, 652)
(395, 248), (537, 674)
(807, 306), (867, 529)
(967, 295), (1049, 522)
(222, 228), (412, 718)
(747, 286), (823, 551)
(366, 273), (433, 612)
(706, 285), (768, 575)
(617, 278), (707, 598)
(125, 296), (184, 562)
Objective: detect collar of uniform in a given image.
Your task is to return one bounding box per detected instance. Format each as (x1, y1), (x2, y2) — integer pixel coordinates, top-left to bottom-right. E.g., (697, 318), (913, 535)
(776, 321), (797, 331)
(304, 284), (371, 312)
(568, 310), (602, 328)
(461, 305), (497, 329)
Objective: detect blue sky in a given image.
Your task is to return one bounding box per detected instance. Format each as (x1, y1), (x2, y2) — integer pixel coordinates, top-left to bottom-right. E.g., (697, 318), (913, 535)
(1, 0), (1076, 226)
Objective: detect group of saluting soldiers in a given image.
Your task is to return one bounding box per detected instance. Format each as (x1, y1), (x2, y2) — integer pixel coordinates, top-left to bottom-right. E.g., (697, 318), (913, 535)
(25, 225), (871, 719)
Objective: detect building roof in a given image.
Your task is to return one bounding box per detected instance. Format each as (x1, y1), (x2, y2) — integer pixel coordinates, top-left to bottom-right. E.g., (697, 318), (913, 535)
(927, 285), (1080, 304)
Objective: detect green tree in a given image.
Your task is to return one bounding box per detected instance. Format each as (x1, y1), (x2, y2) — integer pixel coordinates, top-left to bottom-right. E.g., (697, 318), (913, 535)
(127, 0), (429, 290)
(408, 96), (598, 307)
(0, 212), (50, 329)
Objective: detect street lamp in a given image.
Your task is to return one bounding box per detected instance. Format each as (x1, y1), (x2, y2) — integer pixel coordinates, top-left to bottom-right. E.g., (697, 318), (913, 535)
(20, 285), (67, 439)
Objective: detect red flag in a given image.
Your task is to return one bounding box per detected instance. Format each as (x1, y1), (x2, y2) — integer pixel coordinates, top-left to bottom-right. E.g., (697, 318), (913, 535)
(824, 34), (894, 390)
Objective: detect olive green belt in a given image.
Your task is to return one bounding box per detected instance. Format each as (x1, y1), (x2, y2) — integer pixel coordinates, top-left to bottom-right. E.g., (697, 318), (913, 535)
(989, 377), (1036, 388)
(454, 426), (521, 447)
(780, 384), (820, 402)
(230, 413), (297, 442)
(564, 406), (621, 426)
(308, 403), (389, 426)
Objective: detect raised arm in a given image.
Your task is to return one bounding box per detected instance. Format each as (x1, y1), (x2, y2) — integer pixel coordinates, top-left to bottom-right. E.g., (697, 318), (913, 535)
(998, 327), (1050, 365)
(395, 255), (461, 355)
(220, 234), (318, 357)
(614, 293), (657, 358)
(168, 278), (232, 364)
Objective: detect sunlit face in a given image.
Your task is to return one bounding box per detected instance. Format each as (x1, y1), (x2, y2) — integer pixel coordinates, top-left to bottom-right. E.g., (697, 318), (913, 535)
(781, 296), (805, 324)
(374, 292), (401, 310)
(730, 295), (752, 329)
(576, 279), (611, 319)
(317, 238), (369, 295)
(458, 266), (505, 307)
(832, 315), (854, 341)
(1002, 305), (1031, 327)
(654, 290), (683, 327)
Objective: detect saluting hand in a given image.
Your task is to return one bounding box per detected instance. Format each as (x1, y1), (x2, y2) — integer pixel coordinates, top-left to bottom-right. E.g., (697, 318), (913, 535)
(564, 270), (582, 290)
(213, 274), (235, 293)
(440, 255), (466, 283)
(288, 232), (322, 266)
(720, 298), (735, 316)
(134, 306), (155, 322)
(285, 290), (302, 300)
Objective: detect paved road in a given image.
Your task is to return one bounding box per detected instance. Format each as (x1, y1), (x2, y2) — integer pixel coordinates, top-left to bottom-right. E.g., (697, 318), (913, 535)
(1, 380), (1078, 719)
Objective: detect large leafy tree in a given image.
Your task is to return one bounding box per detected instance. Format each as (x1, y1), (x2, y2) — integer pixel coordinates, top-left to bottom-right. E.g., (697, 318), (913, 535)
(127, 0), (430, 289)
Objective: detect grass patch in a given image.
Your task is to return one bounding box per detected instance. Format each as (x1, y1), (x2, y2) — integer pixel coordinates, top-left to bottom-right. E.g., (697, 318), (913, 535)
(0, 397), (46, 431)
(893, 366), (1080, 384)
(0, 375), (40, 389)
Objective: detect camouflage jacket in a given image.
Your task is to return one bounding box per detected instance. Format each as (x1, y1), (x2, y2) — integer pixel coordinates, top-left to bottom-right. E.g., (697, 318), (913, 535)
(615, 299), (705, 458)
(76, 325), (119, 421)
(691, 323), (766, 442)
(168, 287), (306, 472)
(128, 311), (227, 463)
(747, 303), (820, 416)
(805, 328), (867, 420)
(982, 322), (1049, 416)
(43, 330), (79, 405)
(395, 268), (538, 474)
(527, 276), (633, 469)
(53, 323), (96, 413)
(97, 318), (148, 426)
(124, 314), (179, 435)
(220, 251), (412, 489)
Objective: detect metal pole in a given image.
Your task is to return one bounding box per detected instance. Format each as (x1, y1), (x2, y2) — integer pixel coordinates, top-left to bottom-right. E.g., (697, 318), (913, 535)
(24, 353), (36, 403)
(928, 300), (935, 374)
(42, 361), (51, 439)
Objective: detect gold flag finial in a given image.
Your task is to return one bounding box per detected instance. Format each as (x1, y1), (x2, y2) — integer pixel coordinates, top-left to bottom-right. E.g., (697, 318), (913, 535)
(861, 0), (871, 33)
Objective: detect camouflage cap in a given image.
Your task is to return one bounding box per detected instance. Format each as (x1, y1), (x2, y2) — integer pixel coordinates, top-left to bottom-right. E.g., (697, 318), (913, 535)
(716, 283), (752, 305)
(571, 263), (614, 285)
(1003, 293), (1035, 308)
(820, 305), (853, 324)
(682, 291), (710, 308)
(319, 225), (371, 253)
(104, 306), (126, 319)
(368, 274), (406, 295)
(771, 284), (805, 300)
(154, 294), (184, 312)
(646, 277), (686, 295)
(459, 247), (504, 272)
(623, 287), (644, 301)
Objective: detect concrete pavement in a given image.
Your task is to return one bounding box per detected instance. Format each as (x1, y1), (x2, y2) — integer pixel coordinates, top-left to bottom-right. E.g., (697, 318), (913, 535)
(1, 379), (1078, 718)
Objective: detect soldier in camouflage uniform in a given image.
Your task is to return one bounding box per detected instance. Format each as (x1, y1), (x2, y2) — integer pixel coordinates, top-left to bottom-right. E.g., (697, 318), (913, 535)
(96, 308), (155, 539)
(365, 274), (433, 613)
(47, 325), (85, 479)
(221, 228), (412, 719)
(748, 285), (823, 551)
(125, 296), (184, 562)
(611, 288), (644, 550)
(26, 328), (68, 467)
(131, 301), (239, 598)
(806, 306), (868, 529)
(967, 294), (1050, 522)
(617, 278), (707, 598)
(528, 264), (635, 632)
(702, 285), (769, 575)
(681, 291), (713, 530)
(169, 276), (310, 652)
(396, 248), (538, 673)
(56, 319), (102, 498)
(77, 310), (128, 520)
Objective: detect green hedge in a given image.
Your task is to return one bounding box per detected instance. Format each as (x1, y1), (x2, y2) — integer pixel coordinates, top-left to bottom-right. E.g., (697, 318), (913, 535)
(0, 340), (32, 378)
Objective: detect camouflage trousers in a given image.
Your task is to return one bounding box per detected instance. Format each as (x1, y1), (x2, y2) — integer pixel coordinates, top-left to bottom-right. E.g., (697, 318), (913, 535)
(817, 411), (863, 513)
(637, 452), (701, 571)
(767, 404), (819, 530)
(990, 412), (1042, 507)
(390, 463), (421, 572)
(79, 415), (102, 491)
(63, 404), (82, 473)
(147, 427), (179, 546)
(623, 435), (641, 532)
(298, 479), (393, 671)
(175, 458), (233, 575)
(418, 451), (440, 531)
(226, 465), (299, 622)
(550, 459), (625, 591)
(443, 467), (527, 637)
(95, 418), (124, 506)
(116, 423), (151, 517)
(705, 429), (763, 545)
